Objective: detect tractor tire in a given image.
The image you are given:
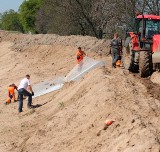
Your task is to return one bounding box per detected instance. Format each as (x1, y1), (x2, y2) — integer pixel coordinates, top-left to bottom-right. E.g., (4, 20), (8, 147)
(123, 47), (134, 71)
(122, 37), (139, 72)
(139, 51), (152, 77)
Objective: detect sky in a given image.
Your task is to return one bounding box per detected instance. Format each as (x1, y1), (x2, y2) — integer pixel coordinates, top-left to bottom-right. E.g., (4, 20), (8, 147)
(0, 0), (25, 13)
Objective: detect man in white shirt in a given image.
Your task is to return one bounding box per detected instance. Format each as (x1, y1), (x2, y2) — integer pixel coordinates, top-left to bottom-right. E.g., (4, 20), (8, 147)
(18, 75), (34, 113)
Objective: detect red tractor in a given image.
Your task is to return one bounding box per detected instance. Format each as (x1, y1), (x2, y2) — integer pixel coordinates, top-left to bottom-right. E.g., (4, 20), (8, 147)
(123, 14), (160, 77)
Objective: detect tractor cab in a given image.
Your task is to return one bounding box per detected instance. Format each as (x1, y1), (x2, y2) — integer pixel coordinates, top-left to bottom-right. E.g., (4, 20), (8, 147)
(136, 15), (160, 39)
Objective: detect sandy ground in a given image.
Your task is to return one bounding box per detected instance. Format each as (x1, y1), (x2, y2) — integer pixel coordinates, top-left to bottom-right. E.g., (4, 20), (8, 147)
(0, 31), (160, 152)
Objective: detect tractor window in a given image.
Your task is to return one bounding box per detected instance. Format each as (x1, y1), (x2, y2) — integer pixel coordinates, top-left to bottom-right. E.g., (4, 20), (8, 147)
(138, 20), (142, 33)
(145, 20), (160, 38)
(138, 20), (160, 39)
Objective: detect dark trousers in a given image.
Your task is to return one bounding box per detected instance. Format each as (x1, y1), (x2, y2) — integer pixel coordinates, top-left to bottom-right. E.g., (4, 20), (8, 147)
(111, 49), (120, 67)
(18, 88), (32, 112)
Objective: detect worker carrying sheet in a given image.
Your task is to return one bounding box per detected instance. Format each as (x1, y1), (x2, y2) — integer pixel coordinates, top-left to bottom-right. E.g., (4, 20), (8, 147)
(76, 47), (86, 64)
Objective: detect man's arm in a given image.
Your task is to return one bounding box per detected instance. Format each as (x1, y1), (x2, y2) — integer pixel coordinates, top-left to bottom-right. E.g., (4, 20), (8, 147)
(83, 51), (86, 56)
(118, 39), (123, 54)
(28, 85), (33, 93)
(118, 38), (122, 47)
(28, 85), (34, 96)
(14, 85), (18, 90)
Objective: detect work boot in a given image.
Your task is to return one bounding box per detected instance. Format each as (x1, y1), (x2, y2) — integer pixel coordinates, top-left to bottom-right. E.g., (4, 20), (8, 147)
(27, 105), (33, 109)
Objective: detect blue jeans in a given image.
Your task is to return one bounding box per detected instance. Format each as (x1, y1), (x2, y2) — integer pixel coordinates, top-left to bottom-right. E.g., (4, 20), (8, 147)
(111, 49), (120, 67)
(18, 88), (32, 112)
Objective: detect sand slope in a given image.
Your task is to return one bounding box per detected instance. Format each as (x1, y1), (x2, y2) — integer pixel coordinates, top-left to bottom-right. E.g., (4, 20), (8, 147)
(0, 31), (159, 152)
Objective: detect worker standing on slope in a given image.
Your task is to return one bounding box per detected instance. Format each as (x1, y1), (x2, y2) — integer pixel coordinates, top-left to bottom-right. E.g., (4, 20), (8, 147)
(76, 47), (86, 64)
(17, 75), (34, 113)
(6, 83), (18, 104)
(110, 33), (122, 68)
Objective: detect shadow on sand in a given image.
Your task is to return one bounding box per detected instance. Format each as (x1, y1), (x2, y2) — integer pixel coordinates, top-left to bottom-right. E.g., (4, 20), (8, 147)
(31, 102), (48, 109)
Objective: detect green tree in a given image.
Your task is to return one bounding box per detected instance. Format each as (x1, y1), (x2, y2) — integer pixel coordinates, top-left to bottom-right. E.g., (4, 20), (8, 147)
(0, 10), (23, 32)
(36, 0), (136, 38)
(0, 13), (2, 29)
(36, 0), (96, 36)
(35, 0), (160, 38)
(19, 0), (43, 33)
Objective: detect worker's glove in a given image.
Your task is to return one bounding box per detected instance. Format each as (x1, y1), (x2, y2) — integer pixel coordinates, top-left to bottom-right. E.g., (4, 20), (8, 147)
(32, 92), (34, 96)
(77, 55), (80, 60)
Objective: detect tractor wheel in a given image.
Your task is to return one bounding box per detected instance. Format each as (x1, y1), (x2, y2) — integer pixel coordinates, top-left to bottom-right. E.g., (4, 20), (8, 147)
(139, 51), (152, 77)
(122, 37), (138, 72)
(123, 47), (134, 71)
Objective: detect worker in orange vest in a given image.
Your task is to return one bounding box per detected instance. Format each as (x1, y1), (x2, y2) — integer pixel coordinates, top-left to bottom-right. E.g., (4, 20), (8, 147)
(76, 47), (86, 64)
(6, 83), (18, 104)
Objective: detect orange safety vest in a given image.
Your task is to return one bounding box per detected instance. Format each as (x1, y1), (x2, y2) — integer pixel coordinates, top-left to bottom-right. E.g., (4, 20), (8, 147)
(8, 86), (15, 95)
(7, 86), (16, 103)
(76, 51), (85, 63)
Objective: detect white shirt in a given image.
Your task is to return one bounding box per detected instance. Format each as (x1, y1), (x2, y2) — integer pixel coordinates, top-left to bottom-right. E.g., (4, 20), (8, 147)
(18, 78), (30, 90)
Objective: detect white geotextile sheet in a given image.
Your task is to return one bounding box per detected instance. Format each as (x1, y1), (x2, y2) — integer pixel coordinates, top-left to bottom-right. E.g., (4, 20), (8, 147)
(33, 57), (105, 98)
(33, 77), (64, 98)
(64, 56), (105, 82)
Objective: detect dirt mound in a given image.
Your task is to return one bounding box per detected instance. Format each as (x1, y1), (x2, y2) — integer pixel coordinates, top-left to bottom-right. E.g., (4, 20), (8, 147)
(0, 31), (159, 152)
(150, 72), (160, 85)
(0, 30), (110, 56)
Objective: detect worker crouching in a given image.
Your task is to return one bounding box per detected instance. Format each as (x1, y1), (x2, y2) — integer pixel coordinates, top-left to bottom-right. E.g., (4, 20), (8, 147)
(6, 84), (18, 104)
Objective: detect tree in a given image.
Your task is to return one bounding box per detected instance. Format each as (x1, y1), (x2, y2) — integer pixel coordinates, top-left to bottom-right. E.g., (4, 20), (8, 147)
(36, 0), (101, 37)
(19, 0), (43, 33)
(136, 0), (160, 15)
(36, 0), (137, 38)
(35, 0), (160, 38)
(0, 10), (23, 32)
(0, 13), (2, 29)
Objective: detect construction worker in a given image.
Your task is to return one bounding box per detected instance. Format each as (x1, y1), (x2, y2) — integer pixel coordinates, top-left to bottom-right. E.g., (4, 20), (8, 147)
(17, 75), (34, 113)
(6, 83), (18, 104)
(110, 33), (122, 68)
(76, 47), (86, 64)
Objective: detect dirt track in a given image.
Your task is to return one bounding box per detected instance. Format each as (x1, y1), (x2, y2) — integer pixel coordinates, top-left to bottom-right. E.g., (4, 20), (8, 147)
(0, 31), (160, 152)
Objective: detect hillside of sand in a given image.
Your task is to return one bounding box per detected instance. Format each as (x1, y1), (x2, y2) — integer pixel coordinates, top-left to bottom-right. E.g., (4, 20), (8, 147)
(0, 31), (160, 152)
